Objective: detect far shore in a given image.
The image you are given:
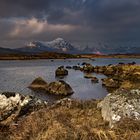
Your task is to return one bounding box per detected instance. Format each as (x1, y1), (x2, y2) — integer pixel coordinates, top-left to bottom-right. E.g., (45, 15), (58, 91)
(0, 53), (140, 60)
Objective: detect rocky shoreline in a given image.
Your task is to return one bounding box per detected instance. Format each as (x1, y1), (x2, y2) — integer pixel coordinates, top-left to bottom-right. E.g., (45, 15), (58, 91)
(0, 63), (140, 140)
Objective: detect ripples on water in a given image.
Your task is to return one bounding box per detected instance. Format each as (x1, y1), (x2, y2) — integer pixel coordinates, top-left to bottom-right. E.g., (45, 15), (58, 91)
(0, 58), (139, 101)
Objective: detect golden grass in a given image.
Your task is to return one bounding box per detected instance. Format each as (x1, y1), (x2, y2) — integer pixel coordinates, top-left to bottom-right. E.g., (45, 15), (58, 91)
(0, 99), (139, 140)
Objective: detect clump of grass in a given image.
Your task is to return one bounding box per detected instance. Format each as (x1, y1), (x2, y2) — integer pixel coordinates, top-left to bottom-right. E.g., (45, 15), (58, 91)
(1, 99), (140, 140)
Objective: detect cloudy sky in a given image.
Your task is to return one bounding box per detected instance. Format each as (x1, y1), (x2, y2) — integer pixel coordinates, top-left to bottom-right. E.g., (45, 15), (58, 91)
(0, 0), (140, 48)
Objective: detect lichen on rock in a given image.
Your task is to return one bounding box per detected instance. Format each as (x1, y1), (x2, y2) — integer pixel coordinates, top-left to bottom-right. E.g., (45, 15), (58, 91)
(98, 88), (140, 128)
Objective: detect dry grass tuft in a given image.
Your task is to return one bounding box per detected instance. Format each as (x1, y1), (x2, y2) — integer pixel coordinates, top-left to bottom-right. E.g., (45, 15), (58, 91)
(0, 99), (140, 140)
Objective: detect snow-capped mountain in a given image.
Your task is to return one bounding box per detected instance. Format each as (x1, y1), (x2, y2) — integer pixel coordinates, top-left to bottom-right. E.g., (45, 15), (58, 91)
(18, 38), (79, 54)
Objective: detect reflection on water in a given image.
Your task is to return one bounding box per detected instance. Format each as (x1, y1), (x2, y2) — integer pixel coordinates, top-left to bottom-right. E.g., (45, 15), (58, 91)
(0, 58), (139, 101)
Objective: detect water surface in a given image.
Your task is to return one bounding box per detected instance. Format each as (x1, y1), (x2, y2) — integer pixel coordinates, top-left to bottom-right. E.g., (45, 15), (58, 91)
(0, 58), (139, 101)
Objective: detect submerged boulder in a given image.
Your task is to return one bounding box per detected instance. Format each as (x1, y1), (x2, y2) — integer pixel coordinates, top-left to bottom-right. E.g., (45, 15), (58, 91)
(47, 80), (74, 96)
(98, 89), (140, 128)
(66, 66), (72, 69)
(84, 73), (94, 79)
(55, 66), (68, 76)
(28, 77), (48, 91)
(72, 65), (81, 70)
(91, 77), (99, 83)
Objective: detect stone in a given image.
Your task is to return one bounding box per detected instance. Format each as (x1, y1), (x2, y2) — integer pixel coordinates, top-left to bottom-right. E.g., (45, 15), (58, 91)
(72, 66), (81, 70)
(47, 80), (74, 96)
(0, 92), (47, 125)
(28, 77), (48, 91)
(55, 66), (68, 76)
(82, 63), (94, 72)
(66, 66), (72, 69)
(102, 78), (120, 88)
(81, 62), (87, 65)
(91, 77), (99, 83)
(98, 89), (140, 128)
(84, 73), (94, 79)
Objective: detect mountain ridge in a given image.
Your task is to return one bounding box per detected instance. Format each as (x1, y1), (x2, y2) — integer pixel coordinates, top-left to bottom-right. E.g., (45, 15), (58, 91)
(17, 38), (80, 54)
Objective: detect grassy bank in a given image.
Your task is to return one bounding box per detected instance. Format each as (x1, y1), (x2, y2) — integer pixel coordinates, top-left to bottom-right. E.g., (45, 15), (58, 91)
(0, 53), (140, 60)
(0, 52), (79, 60)
(0, 99), (140, 140)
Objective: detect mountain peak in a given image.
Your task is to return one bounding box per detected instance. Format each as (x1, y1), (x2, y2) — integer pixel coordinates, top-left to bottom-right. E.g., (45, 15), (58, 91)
(54, 38), (65, 42)
(18, 38), (78, 54)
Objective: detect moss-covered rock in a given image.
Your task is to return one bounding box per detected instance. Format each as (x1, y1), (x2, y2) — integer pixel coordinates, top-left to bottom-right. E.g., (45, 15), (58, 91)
(28, 77), (48, 91)
(47, 80), (74, 96)
(98, 88), (140, 128)
(55, 66), (68, 76)
(82, 63), (94, 72)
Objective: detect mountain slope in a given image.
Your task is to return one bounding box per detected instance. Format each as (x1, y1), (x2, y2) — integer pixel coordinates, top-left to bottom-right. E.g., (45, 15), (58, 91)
(0, 47), (21, 54)
(17, 38), (79, 54)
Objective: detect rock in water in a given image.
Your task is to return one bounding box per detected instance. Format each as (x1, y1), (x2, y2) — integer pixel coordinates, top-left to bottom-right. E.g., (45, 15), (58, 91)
(47, 80), (74, 96)
(91, 77), (99, 83)
(55, 66), (68, 76)
(84, 73), (94, 79)
(72, 66), (81, 70)
(82, 63), (94, 72)
(98, 89), (140, 128)
(28, 77), (48, 91)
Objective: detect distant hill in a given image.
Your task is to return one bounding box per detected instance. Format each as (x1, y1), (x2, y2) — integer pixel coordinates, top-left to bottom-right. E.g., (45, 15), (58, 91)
(0, 47), (20, 54)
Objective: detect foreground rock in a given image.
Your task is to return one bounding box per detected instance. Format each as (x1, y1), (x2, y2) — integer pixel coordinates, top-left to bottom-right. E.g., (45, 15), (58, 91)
(28, 77), (48, 91)
(55, 66), (68, 76)
(29, 77), (74, 96)
(98, 88), (140, 128)
(1, 97), (140, 140)
(0, 92), (47, 125)
(47, 80), (74, 96)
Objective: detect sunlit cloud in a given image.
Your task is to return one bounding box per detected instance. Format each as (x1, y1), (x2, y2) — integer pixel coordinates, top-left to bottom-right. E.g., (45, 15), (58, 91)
(9, 18), (80, 38)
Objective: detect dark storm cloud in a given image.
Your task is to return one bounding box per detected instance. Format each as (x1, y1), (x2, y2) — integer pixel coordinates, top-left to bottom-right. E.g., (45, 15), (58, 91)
(0, 0), (140, 47)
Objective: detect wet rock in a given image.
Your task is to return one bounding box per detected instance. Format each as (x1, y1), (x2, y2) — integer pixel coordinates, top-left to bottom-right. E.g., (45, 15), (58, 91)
(72, 66), (81, 70)
(98, 89), (140, 128)
(81, 62), (87, 66)
(28, 77), (48, 91)
(66, 66), (72, 69)
(84, 73), (94, 79)
(128, 61), (136, 65)
(94, 66), (100, 73)
(91, 77), (99, 83)
(82, 63), (94, 72)
(47, 80), (74, 96)
(55, 66), (68, 76)
(118, 62), (125, 65)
